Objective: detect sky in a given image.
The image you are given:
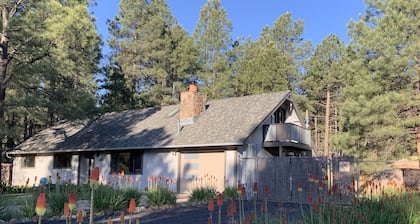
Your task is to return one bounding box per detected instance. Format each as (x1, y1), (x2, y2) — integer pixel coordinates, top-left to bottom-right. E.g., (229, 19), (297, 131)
(90, 0), (366, 54)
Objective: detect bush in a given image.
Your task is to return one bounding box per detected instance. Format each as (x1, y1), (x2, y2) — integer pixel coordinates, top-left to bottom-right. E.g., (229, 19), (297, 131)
(188, 186), (217, 203)
(121, 187), (143, 202)
(47, 188), (70, 216)
(0, 194), (8, 220)
(223, 186), (239, 200)
(147, 186), (176, 207)
(94, 185), (127, 213)
(20, 193), (37, 220)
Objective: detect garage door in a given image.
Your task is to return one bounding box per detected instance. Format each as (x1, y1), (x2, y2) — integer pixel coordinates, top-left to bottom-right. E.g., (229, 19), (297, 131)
(180, 152), (225, 193)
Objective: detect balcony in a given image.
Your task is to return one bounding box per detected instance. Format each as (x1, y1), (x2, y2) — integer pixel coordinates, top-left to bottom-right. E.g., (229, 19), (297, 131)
(263, 123), (312, 151)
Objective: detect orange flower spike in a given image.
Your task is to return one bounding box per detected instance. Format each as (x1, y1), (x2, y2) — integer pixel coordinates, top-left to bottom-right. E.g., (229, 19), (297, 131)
(90, 167), (100, 181)
(318, 182), (323, 191)
(76, 210), (83, 223)
(217, 193), (223, 206)
(263, 185), (269, 197)
(237, 183), (243, 195)
(35, 193), (47, 217)
(260, 203), (265, 213)
(128, 198), (136, 213)
(244, 215), (249, 224)
(90, 167), (100, 188)
(231, 200), (236, 214)
(64, 202), (70, 217)
(297, 183), (303, 192)
(207, 198), (215, 211)
(253, 182), (258, 194)
(68, 190), (77, 211)
(308, 174), (313, 183)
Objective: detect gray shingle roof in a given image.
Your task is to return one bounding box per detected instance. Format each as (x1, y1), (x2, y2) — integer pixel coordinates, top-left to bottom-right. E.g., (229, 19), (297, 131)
(12, 91), (291, 154)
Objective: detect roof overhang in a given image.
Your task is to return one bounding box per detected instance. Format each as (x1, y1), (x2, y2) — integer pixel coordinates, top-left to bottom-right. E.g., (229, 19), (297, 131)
(9, 142), (244, 155)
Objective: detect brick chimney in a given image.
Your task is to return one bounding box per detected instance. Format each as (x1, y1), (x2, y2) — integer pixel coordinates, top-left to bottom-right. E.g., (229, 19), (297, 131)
(179, 83), (207, 126)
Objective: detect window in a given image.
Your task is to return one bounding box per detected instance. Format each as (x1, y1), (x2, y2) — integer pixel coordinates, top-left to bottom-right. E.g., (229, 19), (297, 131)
(273, 108), (285, 124)
(111, 151), (143, 174)
(22, 155), (35, 168)
(53, 154), (72, 169)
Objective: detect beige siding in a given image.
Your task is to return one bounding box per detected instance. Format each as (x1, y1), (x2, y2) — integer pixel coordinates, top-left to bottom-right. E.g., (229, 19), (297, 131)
(180, 152), (225, 193)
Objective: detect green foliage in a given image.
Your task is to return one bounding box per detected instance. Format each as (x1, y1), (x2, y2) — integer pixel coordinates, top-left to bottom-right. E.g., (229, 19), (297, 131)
(302, 192), (420, 224)
(222, 186), (238, 200)
(20, 193), (37, 220)
(47, 188), (70, 216)
(188, 186), (217, 203)
(0, 194), (7, 220)
(192, 0), (233, 99)
(93, 185), (128, 213)
(147, 186), (176, 207)
(120, 187), (143, 201)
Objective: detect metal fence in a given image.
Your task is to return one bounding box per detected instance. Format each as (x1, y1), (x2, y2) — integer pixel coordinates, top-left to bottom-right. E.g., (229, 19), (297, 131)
(239, 156), (356, 204)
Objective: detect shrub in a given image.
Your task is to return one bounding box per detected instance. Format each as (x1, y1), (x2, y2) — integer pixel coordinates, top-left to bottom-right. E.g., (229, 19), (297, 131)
(223, 186), (239, 200)
(147, 186), (176, 207)
(94, 185), (127, 213)
(20, 193), (37, 220)
(47, 188), (69, 216)
(121, 187), (143, 202)
(0, 194), (8, 220)
(188, 186), (217, 203)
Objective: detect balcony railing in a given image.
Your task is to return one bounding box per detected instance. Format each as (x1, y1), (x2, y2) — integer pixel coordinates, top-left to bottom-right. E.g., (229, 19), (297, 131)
(263, 123), (311, 148)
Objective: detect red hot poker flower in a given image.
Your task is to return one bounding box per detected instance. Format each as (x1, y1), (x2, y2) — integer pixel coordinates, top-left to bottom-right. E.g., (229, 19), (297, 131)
(263, 185), (269, 197)
(253, 182), (258, 193)
(64, 202), (70, 217)
(35, 193), (47, 217)
(68, 190), (77, 211)
(217, 193), (223, 206)
(128, 198), (136, 213)
(207, 198), (215, 211)
(297, 183), (303, 192)
(90, 167), (100, 181)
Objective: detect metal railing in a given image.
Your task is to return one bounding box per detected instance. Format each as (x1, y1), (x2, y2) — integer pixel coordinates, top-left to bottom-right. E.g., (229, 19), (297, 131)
(264, 123), (311, 146)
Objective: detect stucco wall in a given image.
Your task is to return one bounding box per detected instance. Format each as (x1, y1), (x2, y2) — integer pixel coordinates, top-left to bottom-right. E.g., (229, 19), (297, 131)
(225, 150), (237, 188)
(12, 155), (79, 186)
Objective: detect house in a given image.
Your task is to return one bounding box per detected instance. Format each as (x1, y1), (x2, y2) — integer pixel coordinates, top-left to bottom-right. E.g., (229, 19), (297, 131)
(9, 84), (312, 194)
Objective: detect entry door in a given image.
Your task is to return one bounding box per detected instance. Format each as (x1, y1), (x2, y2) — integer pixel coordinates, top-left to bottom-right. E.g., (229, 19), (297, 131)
(180, 152), (225, 193)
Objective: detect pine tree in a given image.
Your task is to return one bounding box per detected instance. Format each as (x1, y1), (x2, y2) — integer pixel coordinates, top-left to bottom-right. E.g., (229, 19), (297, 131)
(193, 0), (232, 99)
(234, 13), (310, 96)
(107, 0), (197, 107)
(339, 0), (419, 160)
(299, 34), (346, 156)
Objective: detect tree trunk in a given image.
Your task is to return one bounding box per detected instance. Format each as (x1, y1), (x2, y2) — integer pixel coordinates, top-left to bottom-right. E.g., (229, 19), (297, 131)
(324, 88), (330, 157)
(0, 5), (11, 183)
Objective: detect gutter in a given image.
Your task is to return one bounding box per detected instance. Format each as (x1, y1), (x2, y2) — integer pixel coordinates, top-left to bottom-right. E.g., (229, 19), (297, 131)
(9, 142), (244, 155)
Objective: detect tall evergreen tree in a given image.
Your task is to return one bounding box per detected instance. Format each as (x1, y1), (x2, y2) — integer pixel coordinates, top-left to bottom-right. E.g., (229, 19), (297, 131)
(234, 13), (310, 96)
(0, 0), (101, 180)
(299, 34), (346, 155)
(193, 0), (232, 99)
(107, 0), (197, 107)
(339, 0), (419, 160)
